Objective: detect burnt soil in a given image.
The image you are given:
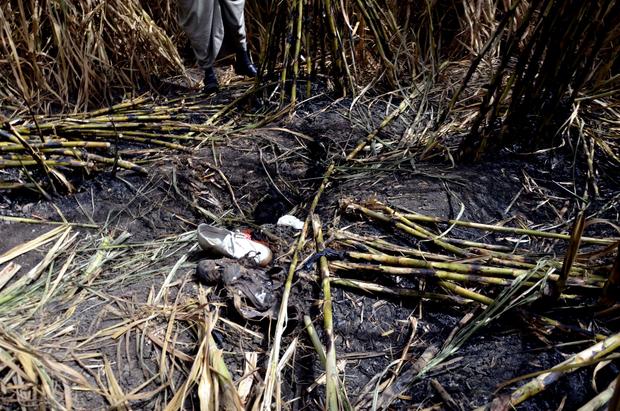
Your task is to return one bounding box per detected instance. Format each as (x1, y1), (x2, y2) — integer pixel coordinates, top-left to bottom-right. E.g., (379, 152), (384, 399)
(1, 86), (619, 411)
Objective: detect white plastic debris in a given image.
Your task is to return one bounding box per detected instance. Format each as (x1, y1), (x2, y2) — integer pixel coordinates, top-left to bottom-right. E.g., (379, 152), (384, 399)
(276, 215), (304, 230)
(197, 224), (272, 266)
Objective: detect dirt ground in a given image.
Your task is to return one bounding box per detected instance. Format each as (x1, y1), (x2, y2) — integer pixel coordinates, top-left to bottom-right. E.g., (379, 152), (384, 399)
(1, 87), (619, 410)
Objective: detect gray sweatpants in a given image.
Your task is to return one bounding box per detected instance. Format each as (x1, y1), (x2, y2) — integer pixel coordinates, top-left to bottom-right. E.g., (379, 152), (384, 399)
(177, 0), (247, 69)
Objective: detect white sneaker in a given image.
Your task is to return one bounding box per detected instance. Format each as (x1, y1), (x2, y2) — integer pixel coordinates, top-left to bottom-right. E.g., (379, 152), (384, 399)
(197, 224), (272, 266)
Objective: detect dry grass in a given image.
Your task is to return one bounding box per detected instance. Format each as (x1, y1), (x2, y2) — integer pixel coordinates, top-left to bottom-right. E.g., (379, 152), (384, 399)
(0, 225), (254, 409)
(0, 0), (184, 113)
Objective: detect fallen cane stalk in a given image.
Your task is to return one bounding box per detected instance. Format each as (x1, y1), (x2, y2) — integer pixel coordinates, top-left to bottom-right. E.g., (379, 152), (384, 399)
(444, 238), (516, 252)
(529, 313), (608, 342)
(329, 261), (599, 288)
(372, 202), (473, 256)
(437, 280), (494, 305)
(5, 124), (60, 192)
(0, 159), (90, 168)
(312, 214), (344, 411)
(607, 373), (620, 411)
(346, 251), (535, 278)
(0, 215), (98, 229)
(330, 261), (533, 287)
(78, 96), (150, 118)
(303, 316), (352, 411)
(336, 231), (587, 276)
(304, 315), (327, 364)
(575, 372), (617, 411)
(0, 141), (111, 152)
(333, 230), (453, 262)
(470, 247), (590, 273)
(330, 277), (473, 305)
(480, 331), (620, 410)
(396, 209), (618, 246)
(550, 209), (585, 298)
(39, 150), (148, 174)
(346, 203), (469, 257)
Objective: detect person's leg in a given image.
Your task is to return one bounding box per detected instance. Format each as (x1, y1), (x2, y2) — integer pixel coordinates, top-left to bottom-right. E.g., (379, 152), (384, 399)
(220, 0), (257, 77)
(177, 0), (218, 69)
(219, 0), (247, 50)
(177, 0), (224, 92)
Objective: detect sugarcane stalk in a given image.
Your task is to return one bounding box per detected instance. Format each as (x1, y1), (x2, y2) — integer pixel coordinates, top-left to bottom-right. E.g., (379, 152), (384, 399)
(333, 230), (453, 262)
(0, 154), (145, 174)
(0, 141), (111, 152)
(304, 28), (312, 97)
(303, 315), (327, 364)
(290, 0), (303, 105)
(339, 233), (591, 279)
(462, 253), (589, 277)
(377, 203), (501, 257)
(0, 129), (21, 144)
(303, 314), (353, 411)
(471, 247), (590, 272)
(0, 159), (90, 168)
(323, 0), (347, 93)
(18, 120), (199, 135)
(608, 373), (620, 411)
(0, 215), (98, 229)
(76, 96), (151, 118)
(5, 124), (60, 192)
(46, 128), (205, 141)
(115, 135), (192, 151)
(72, 131), (195, 151)
(205, 82), (269, 126)
(354, 0), (395, 80)
(445, 238), (516, 252)
(529, 313), (608, 342)
(437, 280), (494, 305)
(83, 153), (147, 174)
(88, 114), (174, 122)
(312, 214), (340, 411)
(329, 261), (534, 287)
(19, 149), (147, 174)
(398, 210), (616, 245)
(0, 182), (37, 190)
(481, 331), (620, 409)
(576, 375), (617, 411)
(550, 209), (585, 298)
(347, 203), (469, 257)
(279, 0), (296, 106)
(346, 251), (533, 278)
(463, 254), (541, 271)
(347, 203), (600, 282)
(330, 277), (472, 305)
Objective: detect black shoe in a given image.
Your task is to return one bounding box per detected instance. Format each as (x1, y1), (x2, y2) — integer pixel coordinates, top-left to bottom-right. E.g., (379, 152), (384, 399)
(234, 49), (258, 78)
(204, 67), (219, 94)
